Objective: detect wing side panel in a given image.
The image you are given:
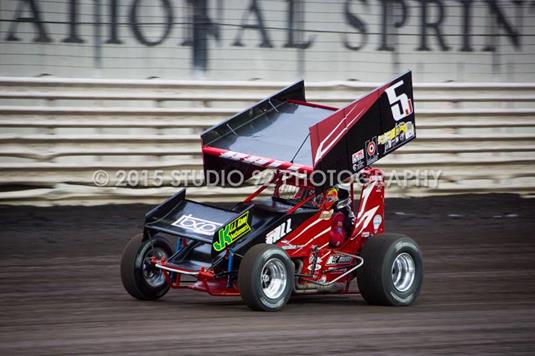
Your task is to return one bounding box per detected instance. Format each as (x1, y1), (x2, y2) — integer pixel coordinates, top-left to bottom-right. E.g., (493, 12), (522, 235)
(309, 71), (416, 188)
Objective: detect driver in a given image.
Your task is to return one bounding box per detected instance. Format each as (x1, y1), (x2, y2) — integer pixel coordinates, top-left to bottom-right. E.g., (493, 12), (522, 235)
(326, 185), (356, 248)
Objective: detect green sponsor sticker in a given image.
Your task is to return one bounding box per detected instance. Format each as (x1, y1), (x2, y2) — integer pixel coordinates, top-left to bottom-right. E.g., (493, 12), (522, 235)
(213, 210), (252, 252)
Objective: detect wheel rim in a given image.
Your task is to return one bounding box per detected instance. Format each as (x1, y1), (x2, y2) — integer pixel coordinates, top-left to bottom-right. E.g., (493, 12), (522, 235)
(391, 252), (416, 292)
(142, 246), (167, 288)
(261, 258), (287, 299)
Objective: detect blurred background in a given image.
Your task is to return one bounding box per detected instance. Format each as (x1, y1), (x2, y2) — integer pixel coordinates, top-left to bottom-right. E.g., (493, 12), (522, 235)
(0, 0), (534, 204)
(2, 0), (534, 81)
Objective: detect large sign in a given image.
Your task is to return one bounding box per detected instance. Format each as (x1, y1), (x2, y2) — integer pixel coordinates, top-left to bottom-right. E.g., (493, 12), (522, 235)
(1, 0), (532, 81)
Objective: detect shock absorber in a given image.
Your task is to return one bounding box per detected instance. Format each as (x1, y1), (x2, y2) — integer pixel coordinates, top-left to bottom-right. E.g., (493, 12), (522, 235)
(309, 245), (319, 275)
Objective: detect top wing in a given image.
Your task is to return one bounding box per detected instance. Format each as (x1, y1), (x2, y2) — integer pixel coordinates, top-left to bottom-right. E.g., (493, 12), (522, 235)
(200, 71), (416, 188)
(200, 80), (334, 183)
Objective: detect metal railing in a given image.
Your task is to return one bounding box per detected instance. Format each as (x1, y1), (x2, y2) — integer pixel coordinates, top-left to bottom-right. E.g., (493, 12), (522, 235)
(0, 77), (533, 205)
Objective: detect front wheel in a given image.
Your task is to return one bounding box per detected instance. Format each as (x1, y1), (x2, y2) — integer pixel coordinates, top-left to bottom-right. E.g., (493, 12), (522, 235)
(120, 234), (173, 300)
(238, 244), (294, 311)
(357, 233), (423, 306)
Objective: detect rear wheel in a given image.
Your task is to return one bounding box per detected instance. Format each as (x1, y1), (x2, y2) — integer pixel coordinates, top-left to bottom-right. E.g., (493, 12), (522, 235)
(238, 244), (294, 311)
(120, 234), (173, 300)
(357, 233), (423, 306)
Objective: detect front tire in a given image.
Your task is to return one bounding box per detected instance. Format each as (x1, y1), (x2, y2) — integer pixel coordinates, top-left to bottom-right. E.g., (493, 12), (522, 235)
(357, 233), (423, 306)
(238, 244), (294, 311)
(120, 234), (173, 300)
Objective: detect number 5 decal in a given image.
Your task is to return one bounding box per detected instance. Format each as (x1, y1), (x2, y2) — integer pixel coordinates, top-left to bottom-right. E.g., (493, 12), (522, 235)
(385, 80), (413, 122)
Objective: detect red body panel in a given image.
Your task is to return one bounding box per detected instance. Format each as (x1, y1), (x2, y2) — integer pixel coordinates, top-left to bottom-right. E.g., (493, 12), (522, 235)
(309, 86), (387, 166)
(155, 168), (384, 296)
(277, 168), (385, 285)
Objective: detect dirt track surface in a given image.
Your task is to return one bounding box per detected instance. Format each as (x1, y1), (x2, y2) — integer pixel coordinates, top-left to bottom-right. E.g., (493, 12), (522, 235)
(1, 194), (535, 355)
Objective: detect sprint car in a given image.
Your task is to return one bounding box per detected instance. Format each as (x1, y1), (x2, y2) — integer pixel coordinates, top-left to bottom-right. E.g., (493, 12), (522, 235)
(120, 71), (423, 311)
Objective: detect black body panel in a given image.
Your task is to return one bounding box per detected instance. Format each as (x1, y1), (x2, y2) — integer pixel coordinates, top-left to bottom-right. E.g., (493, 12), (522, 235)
(201, 80), (306, 147)
(209, 199), (318, 272)
(145, 199), (238, 244)
(144, 190), (318, 274)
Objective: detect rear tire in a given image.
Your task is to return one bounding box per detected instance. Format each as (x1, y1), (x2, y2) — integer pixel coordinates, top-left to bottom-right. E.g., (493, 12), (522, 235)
(238, 244), (294, 311)
(120, 234), (173, 300)
(357, 233), (423, 306)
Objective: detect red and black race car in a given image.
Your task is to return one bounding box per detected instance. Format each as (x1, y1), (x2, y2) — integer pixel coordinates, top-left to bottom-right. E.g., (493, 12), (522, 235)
(120, 71), (423, 311)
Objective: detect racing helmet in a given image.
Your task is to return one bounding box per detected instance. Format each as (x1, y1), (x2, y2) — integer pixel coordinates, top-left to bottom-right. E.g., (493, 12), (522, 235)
(323, 187), (339, 210)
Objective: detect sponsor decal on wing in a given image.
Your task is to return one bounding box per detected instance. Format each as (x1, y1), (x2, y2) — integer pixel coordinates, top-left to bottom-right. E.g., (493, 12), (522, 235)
(378, 121), (415, 153)
(219, 150), (305, 171)
(365, 137), (379, 166)
(351, 149), (365, 172)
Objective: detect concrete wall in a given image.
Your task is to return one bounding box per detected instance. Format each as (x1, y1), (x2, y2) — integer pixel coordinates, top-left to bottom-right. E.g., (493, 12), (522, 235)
(1, 77), (534, 205)
(1, 0), (534, 82)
